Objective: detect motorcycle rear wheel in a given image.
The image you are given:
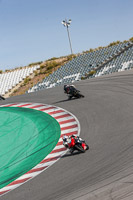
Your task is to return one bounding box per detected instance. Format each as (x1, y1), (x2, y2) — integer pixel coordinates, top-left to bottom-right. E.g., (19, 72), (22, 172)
(68, 96), (72, 100)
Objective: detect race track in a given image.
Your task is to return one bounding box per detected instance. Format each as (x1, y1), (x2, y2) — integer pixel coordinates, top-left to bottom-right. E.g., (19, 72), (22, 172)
(1, 69), (133, 200)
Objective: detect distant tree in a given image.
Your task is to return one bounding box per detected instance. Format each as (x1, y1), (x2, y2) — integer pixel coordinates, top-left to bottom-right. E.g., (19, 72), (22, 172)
(89, 70), (96, 76)
(108, 41), (121, 47)
(89, 48), (94, 52)
(28, 61), (43, 66)
(129, 37), (133, 42)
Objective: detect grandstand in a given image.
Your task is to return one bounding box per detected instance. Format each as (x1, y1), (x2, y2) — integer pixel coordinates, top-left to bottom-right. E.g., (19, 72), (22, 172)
(0, 65), (39, 97)
(28, 40), (133, 93)
(94, 44), (133, 77)
(0, 39), (133, 97)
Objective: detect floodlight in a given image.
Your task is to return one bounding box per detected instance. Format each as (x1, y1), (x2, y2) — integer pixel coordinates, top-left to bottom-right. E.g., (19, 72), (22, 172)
(61, 18), (73, 54)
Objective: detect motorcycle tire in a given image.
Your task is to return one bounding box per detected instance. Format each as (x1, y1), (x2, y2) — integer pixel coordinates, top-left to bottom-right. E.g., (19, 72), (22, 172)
(80, 94), (85, 98)
(70, 149), (74, 154)
(86, 144), (89, 150)
(75, 144), (85, 153)
(75, 93), (84, 98)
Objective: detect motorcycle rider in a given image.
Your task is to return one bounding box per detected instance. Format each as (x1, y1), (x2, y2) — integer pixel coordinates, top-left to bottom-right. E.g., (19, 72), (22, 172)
(63, 135), (75, 153)
(64, 84), (77, 99)
(62, 134), (84, 153)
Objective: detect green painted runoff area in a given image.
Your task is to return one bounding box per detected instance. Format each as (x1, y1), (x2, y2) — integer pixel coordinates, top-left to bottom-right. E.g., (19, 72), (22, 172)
(0, 107), (61, 189)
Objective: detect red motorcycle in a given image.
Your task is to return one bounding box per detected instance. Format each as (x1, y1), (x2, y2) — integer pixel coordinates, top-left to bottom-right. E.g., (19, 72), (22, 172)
(63, 135), (89, 154)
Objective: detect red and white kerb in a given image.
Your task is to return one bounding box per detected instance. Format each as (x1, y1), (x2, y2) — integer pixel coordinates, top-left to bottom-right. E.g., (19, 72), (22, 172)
(0, 103), (80, 196)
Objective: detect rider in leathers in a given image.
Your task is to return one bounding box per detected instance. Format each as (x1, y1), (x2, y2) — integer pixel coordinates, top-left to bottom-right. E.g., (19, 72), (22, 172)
(64, 85), (77, 99)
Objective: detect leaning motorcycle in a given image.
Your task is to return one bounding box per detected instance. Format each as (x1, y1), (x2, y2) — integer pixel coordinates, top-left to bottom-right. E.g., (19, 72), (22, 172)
(63, 136), (89, 154)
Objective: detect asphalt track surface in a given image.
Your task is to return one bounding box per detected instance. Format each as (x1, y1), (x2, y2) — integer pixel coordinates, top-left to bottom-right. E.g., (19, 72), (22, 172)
(0, 69), (133, 200)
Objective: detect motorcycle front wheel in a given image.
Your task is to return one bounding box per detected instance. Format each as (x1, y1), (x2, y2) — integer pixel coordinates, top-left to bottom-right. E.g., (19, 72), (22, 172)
(86, 144), (89, 150)
(75, 144), (85, 153)
(75, 93), (84, 98)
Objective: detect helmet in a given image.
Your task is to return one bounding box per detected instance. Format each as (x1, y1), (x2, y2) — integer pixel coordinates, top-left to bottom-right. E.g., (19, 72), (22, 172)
(62, 135), (68, 142)
(64, 84), (70, 90)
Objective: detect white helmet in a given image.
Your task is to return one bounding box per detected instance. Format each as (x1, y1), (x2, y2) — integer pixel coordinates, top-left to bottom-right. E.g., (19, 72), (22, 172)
(62, 135), (68, 142)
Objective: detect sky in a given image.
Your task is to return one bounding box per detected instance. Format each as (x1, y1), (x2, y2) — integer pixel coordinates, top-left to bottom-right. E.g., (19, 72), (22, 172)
(0, 0), (133, 71)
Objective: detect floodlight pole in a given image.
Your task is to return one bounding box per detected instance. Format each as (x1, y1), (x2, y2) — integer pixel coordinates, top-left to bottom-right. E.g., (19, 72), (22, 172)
(62, 19), (73, 55)
(66, 23), (73, 55)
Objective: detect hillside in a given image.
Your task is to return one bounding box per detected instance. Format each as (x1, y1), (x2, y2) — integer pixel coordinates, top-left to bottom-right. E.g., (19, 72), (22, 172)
(4, 55), (76, 98)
